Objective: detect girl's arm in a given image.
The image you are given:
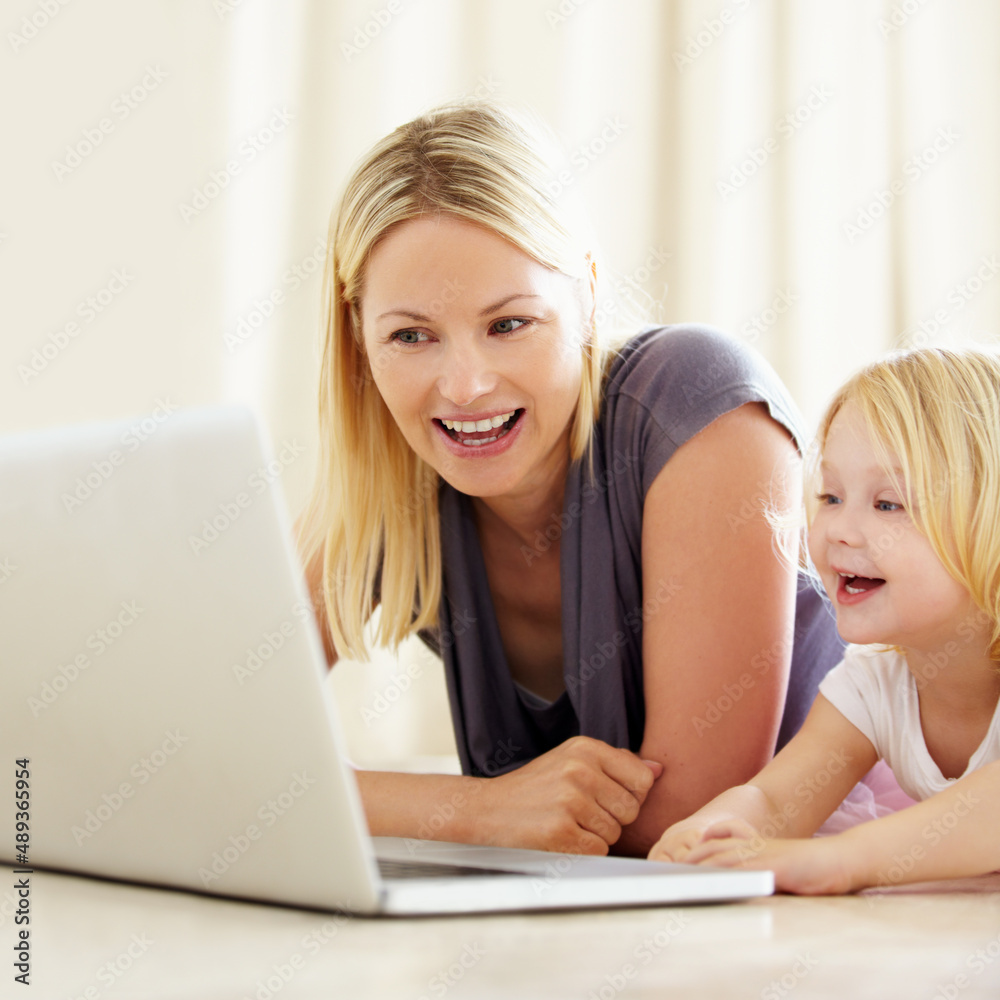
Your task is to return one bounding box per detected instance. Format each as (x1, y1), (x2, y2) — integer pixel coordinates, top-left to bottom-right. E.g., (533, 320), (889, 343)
(685, 757), (1000, 894)
(649, 694), (877, 860)
(820, 758), (1000, 891)
(615, 402), (833, 855)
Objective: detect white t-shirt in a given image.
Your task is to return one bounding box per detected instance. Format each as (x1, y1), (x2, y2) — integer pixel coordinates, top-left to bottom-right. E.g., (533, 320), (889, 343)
(818, 644), (1000, 802)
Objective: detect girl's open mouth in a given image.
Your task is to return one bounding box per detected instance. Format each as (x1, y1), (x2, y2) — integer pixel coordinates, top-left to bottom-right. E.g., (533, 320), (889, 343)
(838, 574), (886, 600)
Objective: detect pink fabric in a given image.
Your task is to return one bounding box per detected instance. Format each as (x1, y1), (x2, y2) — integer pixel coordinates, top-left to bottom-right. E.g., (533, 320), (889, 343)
(815, 760), (918, 836)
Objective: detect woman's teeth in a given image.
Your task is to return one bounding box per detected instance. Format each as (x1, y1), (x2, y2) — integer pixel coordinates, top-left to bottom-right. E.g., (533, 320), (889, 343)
(438, 409), (520, 447)
(441, 410), (517, 433)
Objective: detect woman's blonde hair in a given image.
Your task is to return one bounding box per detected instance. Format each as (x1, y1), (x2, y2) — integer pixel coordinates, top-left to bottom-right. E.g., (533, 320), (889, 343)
(813, 346), (1000, 659)
(299, 99), (615, 661)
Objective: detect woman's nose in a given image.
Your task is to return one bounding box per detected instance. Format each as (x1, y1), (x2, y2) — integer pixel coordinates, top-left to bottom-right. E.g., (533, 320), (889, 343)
(437, 340), (498, 406)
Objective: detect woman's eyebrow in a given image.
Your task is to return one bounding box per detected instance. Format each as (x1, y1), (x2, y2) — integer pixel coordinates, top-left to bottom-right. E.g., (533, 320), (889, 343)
(477, 293), (542, 316)
(376, 293), (542, 324)
(377, 308), (433, 322)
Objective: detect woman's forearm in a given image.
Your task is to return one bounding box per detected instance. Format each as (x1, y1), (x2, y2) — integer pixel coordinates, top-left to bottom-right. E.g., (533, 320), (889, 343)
(356, 737), (661, 855)
(356, 769), (489, 843)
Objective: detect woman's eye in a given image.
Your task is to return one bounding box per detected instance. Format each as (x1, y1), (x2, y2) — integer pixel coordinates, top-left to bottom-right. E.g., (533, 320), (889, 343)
(391, 329), (427, 345)
(492, 318), (529, 335)
(815, 492), (841, 506)
(876, 499), (902, 512)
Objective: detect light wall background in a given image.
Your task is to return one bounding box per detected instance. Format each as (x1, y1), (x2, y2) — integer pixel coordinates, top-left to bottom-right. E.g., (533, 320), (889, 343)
(4, 0), (999, 769)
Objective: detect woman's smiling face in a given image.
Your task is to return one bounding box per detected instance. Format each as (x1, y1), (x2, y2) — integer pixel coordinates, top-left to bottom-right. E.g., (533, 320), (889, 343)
(359, 214), (587, 502)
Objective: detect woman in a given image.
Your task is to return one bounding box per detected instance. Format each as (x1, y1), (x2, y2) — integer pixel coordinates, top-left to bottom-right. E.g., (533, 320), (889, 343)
(297, 100), (843, 857)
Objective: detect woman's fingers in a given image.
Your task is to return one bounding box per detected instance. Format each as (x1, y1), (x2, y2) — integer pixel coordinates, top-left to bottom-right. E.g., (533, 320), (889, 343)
(484, 736), (662, 854)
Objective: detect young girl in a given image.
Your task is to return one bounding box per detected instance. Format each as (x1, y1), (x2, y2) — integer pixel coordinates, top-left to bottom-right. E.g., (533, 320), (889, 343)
(648, 346), (1000, 893)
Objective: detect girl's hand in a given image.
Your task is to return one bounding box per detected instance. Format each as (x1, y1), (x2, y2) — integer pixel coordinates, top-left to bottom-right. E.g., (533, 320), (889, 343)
(648, 825), (712, 863)
(685, 826), (855, 896)
(477, 736), (663, 855)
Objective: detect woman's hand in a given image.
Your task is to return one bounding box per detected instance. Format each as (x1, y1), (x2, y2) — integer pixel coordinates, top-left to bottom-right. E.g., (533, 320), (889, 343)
(476, 736), (663, 854)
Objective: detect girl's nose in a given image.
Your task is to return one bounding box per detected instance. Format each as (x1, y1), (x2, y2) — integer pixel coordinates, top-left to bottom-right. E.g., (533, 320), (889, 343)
(828, 503), (867, 548)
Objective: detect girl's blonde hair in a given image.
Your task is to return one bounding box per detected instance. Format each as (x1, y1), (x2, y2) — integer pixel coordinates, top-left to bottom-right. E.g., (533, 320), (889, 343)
(813, 346), (1000, 659)
(299, 99), (615, 661)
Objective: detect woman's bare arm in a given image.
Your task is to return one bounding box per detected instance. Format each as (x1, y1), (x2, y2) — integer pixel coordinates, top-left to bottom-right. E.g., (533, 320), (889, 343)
(649, 694), (877, 861)
(615, 402), (807, 856)
(296, 515), (662, 852)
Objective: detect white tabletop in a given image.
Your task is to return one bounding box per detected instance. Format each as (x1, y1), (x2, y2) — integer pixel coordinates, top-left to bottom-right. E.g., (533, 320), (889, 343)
(7, 863), (1000, 998)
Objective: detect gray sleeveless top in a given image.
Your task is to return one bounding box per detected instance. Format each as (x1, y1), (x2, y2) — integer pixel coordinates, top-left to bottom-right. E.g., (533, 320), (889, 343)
(419, 324), (844, 777)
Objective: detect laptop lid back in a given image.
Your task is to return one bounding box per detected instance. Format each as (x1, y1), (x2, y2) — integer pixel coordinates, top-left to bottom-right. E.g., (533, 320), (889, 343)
(0, 406), (381, 912)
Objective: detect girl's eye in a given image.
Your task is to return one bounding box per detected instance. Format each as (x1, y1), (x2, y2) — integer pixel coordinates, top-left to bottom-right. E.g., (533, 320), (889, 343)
(876, 499), (903, 513)
(390, 329), (428, 345)
(492, 318), (529, 335)
(815, 492), (841, 506)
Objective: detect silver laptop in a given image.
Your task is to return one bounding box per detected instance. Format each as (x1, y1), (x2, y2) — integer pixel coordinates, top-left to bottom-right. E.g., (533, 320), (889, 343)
(0, 405), (773, 914)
